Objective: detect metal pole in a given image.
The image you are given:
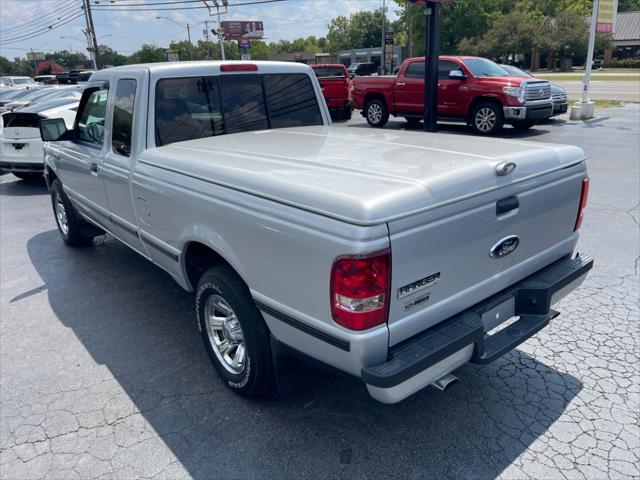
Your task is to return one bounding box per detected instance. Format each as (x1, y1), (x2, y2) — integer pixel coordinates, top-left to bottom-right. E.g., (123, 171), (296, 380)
(581, 0), (599, 103)
(187, 23), (192, 43)
(408, 0), (413, 58)
(424, 1), (440, 132)
(217, 5), (225, 60)
(84, 0), (99, 69)
(380, 0), (386, 74)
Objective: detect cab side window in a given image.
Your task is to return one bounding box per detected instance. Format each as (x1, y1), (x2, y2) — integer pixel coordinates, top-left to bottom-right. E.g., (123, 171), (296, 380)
(112, 79), (136, 156)
(438, 60), (461, 79)
(77, 87), (108, 147)
(405, 61), (425, 78)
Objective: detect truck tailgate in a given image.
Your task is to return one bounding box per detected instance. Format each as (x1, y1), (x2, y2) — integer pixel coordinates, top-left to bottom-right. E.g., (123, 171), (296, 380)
(319, 77), (348, 101)
(387, 161), (587, 346)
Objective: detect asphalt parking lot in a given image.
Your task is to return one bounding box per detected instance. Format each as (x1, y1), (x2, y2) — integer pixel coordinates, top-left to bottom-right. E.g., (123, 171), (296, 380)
(1, 104), (638, 480)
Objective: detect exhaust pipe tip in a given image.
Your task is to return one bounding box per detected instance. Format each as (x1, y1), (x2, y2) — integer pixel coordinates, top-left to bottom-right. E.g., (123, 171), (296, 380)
(431, 373), (458, 391)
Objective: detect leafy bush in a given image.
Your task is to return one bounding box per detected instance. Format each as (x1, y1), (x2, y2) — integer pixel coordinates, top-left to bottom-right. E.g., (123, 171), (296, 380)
(604, 57), (640, 68)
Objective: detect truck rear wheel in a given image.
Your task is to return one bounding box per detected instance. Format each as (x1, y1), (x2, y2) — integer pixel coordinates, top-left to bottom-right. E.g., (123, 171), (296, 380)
(469, 101), (504, 135)
(365, 99), (389, 128)
(196, 265), (275, 397)
(50, 179), (95, 247)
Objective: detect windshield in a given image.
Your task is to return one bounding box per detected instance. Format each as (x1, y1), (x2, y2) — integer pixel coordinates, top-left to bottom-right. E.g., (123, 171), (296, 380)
(12, 78), (34, 85)
(500, 65), (531, 77)
(462, 58), (508, 77)
(313, 66), (346, 78)
(0, 89), (35, 101)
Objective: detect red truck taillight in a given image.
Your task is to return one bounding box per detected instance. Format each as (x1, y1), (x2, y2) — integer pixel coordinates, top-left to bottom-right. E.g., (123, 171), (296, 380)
(330, 250), (391, 331)
(574, 177), (590, 231)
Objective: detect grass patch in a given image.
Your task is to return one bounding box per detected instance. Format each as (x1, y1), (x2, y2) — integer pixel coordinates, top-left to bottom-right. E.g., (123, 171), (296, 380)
(568, 99), (625, 108)
(538, 74), (639, 81)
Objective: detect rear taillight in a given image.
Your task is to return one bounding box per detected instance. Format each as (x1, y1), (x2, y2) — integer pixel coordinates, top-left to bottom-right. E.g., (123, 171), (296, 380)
(220, 64), (258, 72)
(574, 177), (589, 231)
(330, 250), (391, 331)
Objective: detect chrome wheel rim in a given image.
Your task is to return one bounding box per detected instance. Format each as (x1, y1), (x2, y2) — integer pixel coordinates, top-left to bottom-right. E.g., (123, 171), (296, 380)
(204, 294), (246, 375)
(368, 103), (382, 124)
(475, 107), (497, 132)
(54, 192), (69, 235)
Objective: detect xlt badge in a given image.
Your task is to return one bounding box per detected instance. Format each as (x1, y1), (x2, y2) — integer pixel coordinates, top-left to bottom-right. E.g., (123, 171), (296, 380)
(397, 272), (440, 299)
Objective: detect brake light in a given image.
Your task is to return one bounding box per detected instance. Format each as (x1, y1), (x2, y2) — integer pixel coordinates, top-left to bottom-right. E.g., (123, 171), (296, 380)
(574, 177), (589, 231)
(330, 250), (391, 331)
(220, 64), (258, 72)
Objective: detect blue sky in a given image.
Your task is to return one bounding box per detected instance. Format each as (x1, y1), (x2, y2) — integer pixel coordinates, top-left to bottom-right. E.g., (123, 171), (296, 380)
(0, 0), (400, 60)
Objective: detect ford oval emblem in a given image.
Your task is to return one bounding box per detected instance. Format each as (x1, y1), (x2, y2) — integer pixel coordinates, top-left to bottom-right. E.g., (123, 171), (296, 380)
(489, 235), (520, 258)
(496, 161), (517, 176)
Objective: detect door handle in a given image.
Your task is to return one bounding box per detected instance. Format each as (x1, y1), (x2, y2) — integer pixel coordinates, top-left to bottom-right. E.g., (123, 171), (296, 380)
(90, 162), (99, 174)
(396, 82), (406, 86)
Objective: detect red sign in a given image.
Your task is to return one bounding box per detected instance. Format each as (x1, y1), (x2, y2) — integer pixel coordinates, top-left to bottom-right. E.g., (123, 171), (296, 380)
(221, 21), (264, 40)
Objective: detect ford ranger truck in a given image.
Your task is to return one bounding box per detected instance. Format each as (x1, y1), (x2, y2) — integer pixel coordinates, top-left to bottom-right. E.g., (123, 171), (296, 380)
(310, 63), (352, 120)
(39, 61), (592, 404)
(351, 56), (554, 135)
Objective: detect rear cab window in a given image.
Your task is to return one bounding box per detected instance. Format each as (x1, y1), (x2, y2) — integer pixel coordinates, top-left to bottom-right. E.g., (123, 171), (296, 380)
(112, 79), (136, 157)
(312, 66), (346, 78)
(154, 73), (323, 146)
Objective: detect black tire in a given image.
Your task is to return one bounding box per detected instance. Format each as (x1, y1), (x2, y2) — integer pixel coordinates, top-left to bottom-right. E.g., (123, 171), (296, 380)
(342, 105), (352, 120)
(13, 172), (42, 181)
(510, 120), (535, 130)
(365, 98), (389, 128)
(404, 116), (422, 128)
(196, 265), (275, 398)
(469, 101), (504, 135)
(50, 179), (95, 247)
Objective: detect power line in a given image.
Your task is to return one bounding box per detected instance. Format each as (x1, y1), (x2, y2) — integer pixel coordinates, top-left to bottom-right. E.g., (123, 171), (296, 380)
(91, 0), (287, 10)
(0, 11), (85, 45)
(1, 8), (84, 42)
(1, 2), (83, 36)
(1, 0), (78, 31)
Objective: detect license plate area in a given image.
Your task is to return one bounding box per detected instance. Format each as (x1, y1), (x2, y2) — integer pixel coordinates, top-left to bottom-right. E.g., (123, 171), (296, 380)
(12, 143), (26, 150)
(481, 296), (516, 332)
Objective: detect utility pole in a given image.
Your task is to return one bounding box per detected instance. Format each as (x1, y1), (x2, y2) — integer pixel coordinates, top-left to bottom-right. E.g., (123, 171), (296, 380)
(380, 0), (386, 74)
(423, 1), (441, 132)
(82, 0), (99, 69)
(408, 0), (413, 57)
(186, 23), (192, 43)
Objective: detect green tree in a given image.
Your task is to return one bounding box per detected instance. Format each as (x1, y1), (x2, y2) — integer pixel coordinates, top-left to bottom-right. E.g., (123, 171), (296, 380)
(618, 0), (640, 11)
(326, 9), (387, 53)
(97, 45), (127, 68)
(44, 50), (89, 69)
(128, 44), (167, 64)
(463, 11), (540, 60)
(538, 10), (590, 69)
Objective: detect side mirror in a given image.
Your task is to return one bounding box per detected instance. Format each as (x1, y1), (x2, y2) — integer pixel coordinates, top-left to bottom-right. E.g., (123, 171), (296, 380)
(40, 118), (72, 142)
(448, 69), (466, 80)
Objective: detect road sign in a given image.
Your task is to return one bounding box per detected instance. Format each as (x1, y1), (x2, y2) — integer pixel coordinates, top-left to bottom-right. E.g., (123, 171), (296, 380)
(596, 0), (618, 33)
(166, 52), (179, 62)
(26, 51), (45, 61)
(221, 21), (264, 40)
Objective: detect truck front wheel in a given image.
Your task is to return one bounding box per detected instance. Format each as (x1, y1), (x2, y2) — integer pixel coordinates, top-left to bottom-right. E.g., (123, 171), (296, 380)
(469, 101), (504, 135)
(50, 179), (96, 247)
(365, 99), (389, 128)
(196, 265), (275, 397)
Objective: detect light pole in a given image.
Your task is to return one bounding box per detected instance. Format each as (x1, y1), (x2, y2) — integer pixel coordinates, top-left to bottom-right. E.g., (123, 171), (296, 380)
(202, 1), (228, 61)
(156, 16), (192, 44)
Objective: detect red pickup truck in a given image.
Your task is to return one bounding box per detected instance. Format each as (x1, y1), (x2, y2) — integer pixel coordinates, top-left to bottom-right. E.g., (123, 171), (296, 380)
(310, 64), (351, 120)
(351, 56), (554, 135)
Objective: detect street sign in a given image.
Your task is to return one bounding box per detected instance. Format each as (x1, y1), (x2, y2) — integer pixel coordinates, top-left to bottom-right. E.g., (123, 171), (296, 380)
(596, 0), (618, 33)
(166, 52), (179, 62)
(221, 21), (264, 40)
(26, 51), (45, 61)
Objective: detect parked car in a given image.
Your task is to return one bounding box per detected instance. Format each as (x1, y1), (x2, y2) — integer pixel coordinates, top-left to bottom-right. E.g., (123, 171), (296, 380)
(310, 64), (351, 120)
(0, 76), (36, 87)
(351, 56), (554, 134)
(56, 71), (71, 84)
(0, 97), (79, 179)
(2, 86), (82, 112)
(0, 86), (45, 109)
(347, 62), (378, 78)
(34, 75), (58, 85)
(499, 64), (569, 116)
(39, 61), (592, 403)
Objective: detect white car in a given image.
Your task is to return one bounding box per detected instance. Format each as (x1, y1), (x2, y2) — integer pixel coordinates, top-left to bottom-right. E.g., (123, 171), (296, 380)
(0, 76), (36, 87)
(0, 97), (79, 179)
(2, 85), (82, 111)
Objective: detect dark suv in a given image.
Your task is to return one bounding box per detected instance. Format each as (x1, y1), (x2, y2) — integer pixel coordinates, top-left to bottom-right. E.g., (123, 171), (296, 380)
(347, 62), (378, 78)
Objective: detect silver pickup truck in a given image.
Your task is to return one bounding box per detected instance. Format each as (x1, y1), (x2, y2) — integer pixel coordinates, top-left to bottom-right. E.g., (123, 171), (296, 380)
(39, 61), (593, 403)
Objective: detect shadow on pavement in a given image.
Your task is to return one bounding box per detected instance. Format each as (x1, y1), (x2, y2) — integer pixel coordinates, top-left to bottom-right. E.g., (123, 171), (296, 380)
(26, 229), (583, 478)
(0, 175), (47, 197)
